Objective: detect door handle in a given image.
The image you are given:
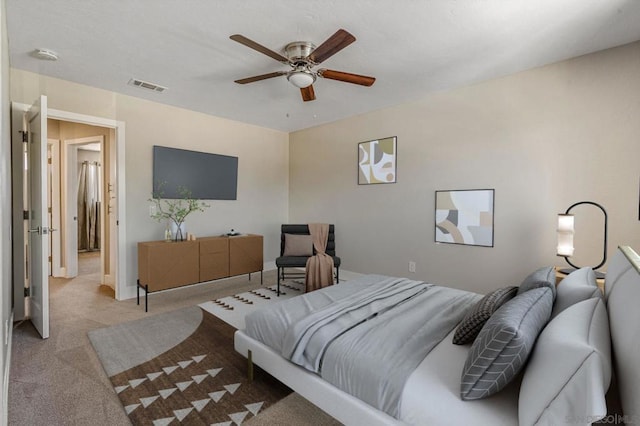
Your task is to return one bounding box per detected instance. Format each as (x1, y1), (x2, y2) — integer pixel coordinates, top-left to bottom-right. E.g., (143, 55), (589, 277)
(28, 226), (41, 234)
(49, 228), (58, 232)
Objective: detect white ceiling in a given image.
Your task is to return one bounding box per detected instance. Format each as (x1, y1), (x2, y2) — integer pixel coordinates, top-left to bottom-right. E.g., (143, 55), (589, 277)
(6, 1), (640, 132)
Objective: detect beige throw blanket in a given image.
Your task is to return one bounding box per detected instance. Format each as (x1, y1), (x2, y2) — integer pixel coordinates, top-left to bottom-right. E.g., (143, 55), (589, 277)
(305, 223), (335, 292)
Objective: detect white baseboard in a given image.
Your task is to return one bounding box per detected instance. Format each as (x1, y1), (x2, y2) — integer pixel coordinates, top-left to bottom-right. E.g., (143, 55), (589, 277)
(2, 311), (14, 426)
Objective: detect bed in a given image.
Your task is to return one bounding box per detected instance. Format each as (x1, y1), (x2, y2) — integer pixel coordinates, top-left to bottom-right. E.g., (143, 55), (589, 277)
(234, 246), (640, 425)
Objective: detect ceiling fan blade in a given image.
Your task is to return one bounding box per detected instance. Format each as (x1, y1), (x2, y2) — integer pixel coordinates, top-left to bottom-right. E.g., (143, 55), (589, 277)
(318, 69), (376, 86)
(230, 34), (289, 63)
(308, 29), (356, 64)
(234, 71), (287, 84)
(300, 85), (316, 102)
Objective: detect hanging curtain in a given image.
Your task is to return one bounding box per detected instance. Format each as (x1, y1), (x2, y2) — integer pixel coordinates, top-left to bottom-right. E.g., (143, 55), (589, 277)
(77, 161), (101, 251)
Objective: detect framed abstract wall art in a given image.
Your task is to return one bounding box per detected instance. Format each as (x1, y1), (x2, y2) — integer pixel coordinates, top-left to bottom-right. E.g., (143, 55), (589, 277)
(435, 189), (494, 247)
(358, 136), (397, 185)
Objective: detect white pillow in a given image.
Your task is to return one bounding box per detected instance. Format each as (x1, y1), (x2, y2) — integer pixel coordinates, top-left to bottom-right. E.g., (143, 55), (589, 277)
(552, 267), (601, 319)
(518, 297), (611, 426)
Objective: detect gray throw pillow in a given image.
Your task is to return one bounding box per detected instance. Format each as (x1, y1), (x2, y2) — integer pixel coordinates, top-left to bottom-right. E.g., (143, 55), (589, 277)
(452, 286), (519, 345)
(460, 287), (553, 400)
(551, 267), (602, 319)
(518, 266), (556, 299)
(283, 234), (313, 256)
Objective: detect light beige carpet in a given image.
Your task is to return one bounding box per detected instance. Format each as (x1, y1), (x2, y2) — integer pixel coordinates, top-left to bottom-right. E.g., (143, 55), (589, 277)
(9, 252), (341, 425)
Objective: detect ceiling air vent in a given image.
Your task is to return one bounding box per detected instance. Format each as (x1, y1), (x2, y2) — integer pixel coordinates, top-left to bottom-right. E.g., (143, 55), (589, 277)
(128, 78), (167, 93)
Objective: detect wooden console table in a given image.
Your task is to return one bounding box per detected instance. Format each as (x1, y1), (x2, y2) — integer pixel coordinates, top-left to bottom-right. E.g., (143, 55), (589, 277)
(137, 234), (263, 311)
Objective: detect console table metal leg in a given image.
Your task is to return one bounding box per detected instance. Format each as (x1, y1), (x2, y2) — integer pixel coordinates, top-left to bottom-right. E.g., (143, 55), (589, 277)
(137, 279), (140, 305)
(145, 284), (148, 313)
(247, 350), (254, 382)
(260, 270), (263, 285)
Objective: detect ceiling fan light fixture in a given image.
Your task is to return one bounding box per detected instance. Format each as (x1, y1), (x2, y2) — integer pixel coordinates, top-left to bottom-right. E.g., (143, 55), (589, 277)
(287, 70), (315, 88)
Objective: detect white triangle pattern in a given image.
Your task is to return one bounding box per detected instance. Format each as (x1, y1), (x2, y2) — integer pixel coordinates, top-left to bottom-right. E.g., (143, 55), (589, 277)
(124, 403), (140, 414)
(116, 345), (270, 424)
(178, 360), (193, 369)
(129, 378), (147, 389)
(176, 380), (193, 392)
(209, 390), (226, 403)
(228, 411), (249, 425)
(140, 396), (159, 408)
(245, 402), (264, 416)
(224, 383), (240, 394)
(191, 398), (210, 412)
(158, 387), (177, 399)
(192, 354), (206, 363)
(192, 374), (208, 384)
(207, 368), (222, 378)
(146, 372), (163, 381)
(114, 385), (129, 394)
(152, 418), (174, 426)
(162, 366), (178, 375)
(173, 407), (193, 422)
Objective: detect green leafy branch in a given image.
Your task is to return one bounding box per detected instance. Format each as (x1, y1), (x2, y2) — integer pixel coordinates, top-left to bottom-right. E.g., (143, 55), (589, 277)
(149, 184), (209, 240)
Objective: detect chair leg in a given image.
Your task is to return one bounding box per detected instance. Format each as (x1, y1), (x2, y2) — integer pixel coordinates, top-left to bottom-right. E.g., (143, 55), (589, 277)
(336, 266), (340, 284)
(277, 267), (281, 296)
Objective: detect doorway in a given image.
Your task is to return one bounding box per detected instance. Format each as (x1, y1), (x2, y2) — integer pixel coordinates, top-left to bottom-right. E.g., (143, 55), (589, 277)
(50, 120), (116, 293)
(11, 100), (127, 331)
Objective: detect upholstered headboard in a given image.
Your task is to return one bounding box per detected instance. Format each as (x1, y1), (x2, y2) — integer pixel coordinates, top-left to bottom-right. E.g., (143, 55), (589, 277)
(605, 246), (640, 421)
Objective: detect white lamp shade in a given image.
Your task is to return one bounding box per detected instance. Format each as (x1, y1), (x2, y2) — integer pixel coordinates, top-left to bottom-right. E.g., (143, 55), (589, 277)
(557, 213), (575, 256)
(287, 71), (315, 88)
(557, 232), (575, 256)
(557, 214), (575, 232)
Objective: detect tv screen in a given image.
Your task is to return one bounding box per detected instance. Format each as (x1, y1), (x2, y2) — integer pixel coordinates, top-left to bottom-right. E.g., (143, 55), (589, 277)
(153, 145), (238, 200)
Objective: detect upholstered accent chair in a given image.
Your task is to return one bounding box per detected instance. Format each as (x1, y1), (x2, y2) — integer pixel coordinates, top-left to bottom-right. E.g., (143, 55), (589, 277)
(275, 224), (341, 295)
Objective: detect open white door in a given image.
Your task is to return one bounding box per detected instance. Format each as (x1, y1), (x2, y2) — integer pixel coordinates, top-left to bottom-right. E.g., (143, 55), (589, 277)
(26, 95), (49, 339)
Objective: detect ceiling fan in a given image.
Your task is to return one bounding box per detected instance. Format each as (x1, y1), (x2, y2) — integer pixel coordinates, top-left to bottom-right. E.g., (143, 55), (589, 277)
(230, 29), (376, 102)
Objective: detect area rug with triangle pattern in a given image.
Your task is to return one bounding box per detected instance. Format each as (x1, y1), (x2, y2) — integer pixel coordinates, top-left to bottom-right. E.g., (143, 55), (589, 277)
(88, 283), (304, 426)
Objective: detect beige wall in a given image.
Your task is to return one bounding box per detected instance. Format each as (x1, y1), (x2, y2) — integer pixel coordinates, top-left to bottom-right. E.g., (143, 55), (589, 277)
(289, 42), (640, 294)
(12, 70), (289, 294)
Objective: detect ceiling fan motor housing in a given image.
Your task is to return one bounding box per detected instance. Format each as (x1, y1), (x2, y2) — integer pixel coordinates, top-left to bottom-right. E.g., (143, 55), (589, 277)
(284, 41), (316, 63)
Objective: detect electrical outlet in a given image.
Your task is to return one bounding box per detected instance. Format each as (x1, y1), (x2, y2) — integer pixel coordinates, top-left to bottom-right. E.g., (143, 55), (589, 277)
(408, 261), (416, 273)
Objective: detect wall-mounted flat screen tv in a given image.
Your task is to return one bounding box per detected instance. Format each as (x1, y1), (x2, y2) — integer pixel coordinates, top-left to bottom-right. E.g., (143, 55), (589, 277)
(153, 145), (238, 200)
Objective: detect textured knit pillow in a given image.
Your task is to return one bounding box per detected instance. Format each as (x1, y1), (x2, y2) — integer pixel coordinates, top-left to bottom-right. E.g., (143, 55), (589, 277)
(452, 286), (518, 345)
(518, 266), (556, 299)
(283, 234), (313, 256)
(460, 287), (553, 400)
(551, 267), (602, 319)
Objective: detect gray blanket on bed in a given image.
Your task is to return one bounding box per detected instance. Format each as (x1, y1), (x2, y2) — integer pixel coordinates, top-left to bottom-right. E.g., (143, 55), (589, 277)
(245, 275), (479, 418)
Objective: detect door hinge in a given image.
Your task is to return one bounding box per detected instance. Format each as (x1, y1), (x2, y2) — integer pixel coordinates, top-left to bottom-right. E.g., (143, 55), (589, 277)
(20, 130), (28, 143)
(48, 256), (52, 262)
(23, 210), (29, 220)
(48, 158), (52, 164)
(24, 287), (31, 297)
(48, 207), (52, 213)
